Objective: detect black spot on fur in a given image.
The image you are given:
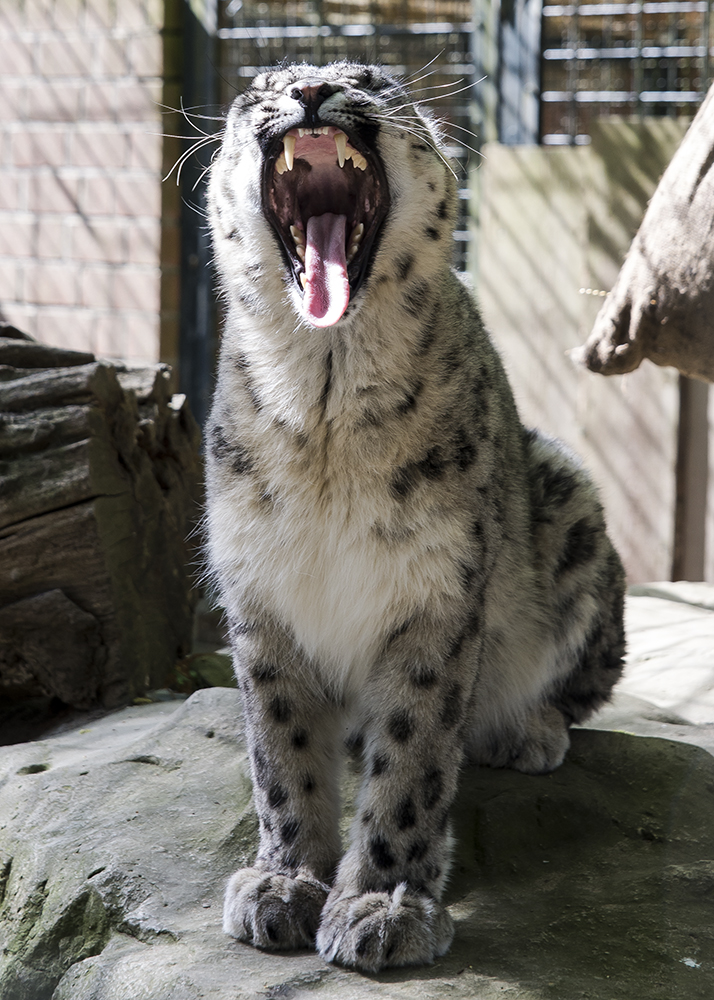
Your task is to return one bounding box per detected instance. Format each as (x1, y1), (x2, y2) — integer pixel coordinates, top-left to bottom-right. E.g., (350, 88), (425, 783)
(557, 519), (600, 575)
(230, 619), (256, 639)
(303, 774), (316, 793)
(390, 465), (419, 500)
(372, 754), (389, 777)
(370, 836), (395, 869)
(269, 695), (292, 723)
(280, 818), (300, 844)
(356, 931), (374, 957)
(406, 837), (429, 862)
(459, 562), (476, 591)
(291, 730), (308, 749)
(423, 768), (443, 810)
(319, 349), (333, 415)
(388, 709), (414, 743)
(395, 254), (414, 281)
(258, 485), (275, 509)
(402, 280), (430, 318)
(418, 447), (447, 480)
(411, 665), (438, 688)
(345, 731), (365, 756)
(209, 424), (253, 476)
(396, 380), (423, 415)
(425, 226), (440, 241)
(440, 683), (463, 730)
(453, 428), (476, 470)
(415, 317), (437, 357)
(396, 796), (417, 830)
(362, 810), (374, 825)
(436, 200), (448, 219)
(466, 609), (481, 636)
(252, 749), (270, 789)
(250, 660), (278, 683)
(428, 181), (436, 191)
(233, 353), (263, 411)
(268, 782), (287, 808)
(392, 446), (447, 499)
(441, 347), (462, 374)
(387, 617), (414, 643)
(447, 633), (465, 660)
(536, 462), (577, 508)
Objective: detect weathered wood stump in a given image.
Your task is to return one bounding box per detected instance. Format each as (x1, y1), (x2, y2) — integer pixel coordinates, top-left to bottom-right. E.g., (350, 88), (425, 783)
(0, 325), (202, 709)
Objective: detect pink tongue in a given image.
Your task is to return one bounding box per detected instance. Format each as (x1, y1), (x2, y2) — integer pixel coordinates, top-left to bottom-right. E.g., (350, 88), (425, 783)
(303, 213), (350, 327)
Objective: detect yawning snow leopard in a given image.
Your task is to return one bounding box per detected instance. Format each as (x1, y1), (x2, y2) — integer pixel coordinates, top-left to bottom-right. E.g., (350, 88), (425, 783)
(205, 61), (625, 973)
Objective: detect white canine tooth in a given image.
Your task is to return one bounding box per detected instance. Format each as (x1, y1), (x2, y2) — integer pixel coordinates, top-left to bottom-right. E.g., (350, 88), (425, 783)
(299, 272), (307, 289)
(283, 133), (295, 171)
(275, 151), (287, 174)
(334, 131), (347, 168)
(350, 223), (364, 243)
(289, 224), (304, 245)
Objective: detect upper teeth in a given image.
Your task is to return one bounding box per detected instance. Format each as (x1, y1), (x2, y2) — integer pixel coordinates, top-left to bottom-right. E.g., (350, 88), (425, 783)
(283, 133), (295, 171)
(275, 129), (367, 173)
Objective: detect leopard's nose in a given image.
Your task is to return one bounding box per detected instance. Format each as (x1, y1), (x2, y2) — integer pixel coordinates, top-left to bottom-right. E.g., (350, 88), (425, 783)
(289, 79), (339, 126)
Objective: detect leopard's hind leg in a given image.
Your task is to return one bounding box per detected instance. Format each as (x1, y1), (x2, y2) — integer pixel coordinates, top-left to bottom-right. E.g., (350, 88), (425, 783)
(471, 430), (626, 776)
(525, 430), (626, 729)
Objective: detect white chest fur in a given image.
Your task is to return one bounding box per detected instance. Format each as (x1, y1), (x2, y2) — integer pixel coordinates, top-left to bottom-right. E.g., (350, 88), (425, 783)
(208, 440), (465, 692)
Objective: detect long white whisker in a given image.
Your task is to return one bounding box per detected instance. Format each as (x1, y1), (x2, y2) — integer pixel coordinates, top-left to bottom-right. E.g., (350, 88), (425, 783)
(401, 54), (444, 87)
(383, 113), (481, 153)
(164, 134), (223, 184)
(180, 96), (211, 137)
(157, 102), (226, 124)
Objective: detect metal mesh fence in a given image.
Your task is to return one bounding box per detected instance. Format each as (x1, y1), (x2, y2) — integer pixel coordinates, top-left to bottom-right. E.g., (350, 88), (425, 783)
(541, 1), (713, 143)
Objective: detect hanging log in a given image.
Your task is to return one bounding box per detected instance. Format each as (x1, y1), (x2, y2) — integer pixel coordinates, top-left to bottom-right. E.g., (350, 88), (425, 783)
(0, 330), (202, 709)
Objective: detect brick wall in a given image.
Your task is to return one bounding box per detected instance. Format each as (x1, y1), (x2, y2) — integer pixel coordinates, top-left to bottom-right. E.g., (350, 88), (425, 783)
(0, 0), (182, 364)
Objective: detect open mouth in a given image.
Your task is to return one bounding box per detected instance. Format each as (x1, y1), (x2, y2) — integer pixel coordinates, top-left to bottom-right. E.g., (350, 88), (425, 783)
(263, 125), (390, 327)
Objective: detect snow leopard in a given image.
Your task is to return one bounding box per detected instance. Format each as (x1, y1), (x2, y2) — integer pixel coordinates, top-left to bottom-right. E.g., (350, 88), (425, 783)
(204, 61), (625, 973)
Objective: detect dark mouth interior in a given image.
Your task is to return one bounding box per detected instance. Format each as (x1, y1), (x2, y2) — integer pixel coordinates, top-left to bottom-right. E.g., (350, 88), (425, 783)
(263, 125), (389, 298)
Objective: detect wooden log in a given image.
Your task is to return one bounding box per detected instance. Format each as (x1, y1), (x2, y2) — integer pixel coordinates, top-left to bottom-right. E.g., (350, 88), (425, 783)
(0, 404), (92, 457)
(0, 336), (95, 369)
(0, 334), (202, 709)
(0, 323), (34, 342)
(0, 363), (123, 413)
(0, 502), (122, 705)
(0, 590), (104, 708)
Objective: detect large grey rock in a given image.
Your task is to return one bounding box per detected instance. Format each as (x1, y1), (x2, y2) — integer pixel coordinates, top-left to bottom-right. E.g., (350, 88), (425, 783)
(1, 684), (714, 1000)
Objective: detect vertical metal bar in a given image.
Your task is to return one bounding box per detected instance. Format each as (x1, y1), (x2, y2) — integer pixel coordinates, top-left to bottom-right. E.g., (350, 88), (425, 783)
(634, 0), (644, 118)
(179, 0), (218, 430)
(702, 0), (712, 95)
(672, 376), (709, 581)
(567, 0), (580, 144)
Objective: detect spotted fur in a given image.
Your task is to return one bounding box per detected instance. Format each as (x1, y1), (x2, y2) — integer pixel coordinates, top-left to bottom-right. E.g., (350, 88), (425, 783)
(206, 61), (625, 973)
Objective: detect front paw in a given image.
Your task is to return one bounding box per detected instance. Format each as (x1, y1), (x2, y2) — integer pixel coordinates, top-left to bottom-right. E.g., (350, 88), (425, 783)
(223, 867), (329, 950)
(316, 883), (454, 972)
